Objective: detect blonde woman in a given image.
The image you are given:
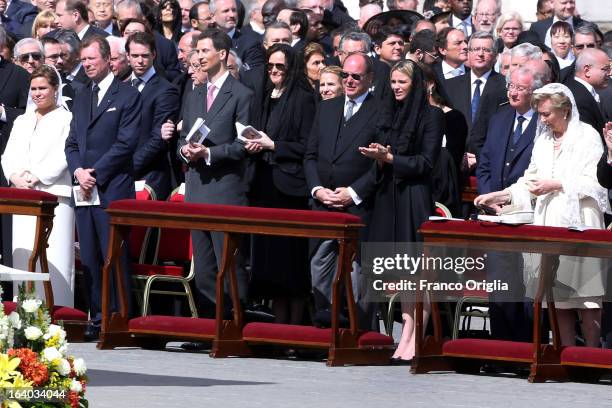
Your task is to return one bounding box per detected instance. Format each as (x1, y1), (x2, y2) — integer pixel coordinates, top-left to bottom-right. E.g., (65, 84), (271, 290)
(32, 10), (59, 39)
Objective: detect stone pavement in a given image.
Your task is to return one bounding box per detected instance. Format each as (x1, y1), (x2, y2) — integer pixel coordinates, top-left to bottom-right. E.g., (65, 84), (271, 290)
(70, 341), (612, 408)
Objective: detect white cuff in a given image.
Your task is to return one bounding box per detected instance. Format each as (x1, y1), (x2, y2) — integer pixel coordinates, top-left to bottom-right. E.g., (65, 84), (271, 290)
(0, 105), (6, 123)
(205, 149), (211, 166)
(311, 186), (323, 199)
(347, 187), (362, 206)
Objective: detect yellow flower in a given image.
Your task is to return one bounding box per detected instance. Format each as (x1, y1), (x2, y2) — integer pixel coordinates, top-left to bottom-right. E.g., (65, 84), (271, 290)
(0, 355), (20, 382)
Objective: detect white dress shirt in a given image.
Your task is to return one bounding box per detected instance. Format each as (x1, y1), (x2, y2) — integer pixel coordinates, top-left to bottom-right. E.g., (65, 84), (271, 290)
(130, 66), (156, 92)
(77, 24), (91, 40)
(93, 71), (114, 106)
(442, 60), (466, 79)
(452, 14), (473, 37)
(574, 76), (600, 103)
(514, 109), (535, 133)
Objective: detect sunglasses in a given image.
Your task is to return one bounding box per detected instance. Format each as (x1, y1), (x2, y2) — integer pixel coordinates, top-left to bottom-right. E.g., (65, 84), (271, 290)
(340, 71), (364, 81)
(574, 43), (596, 50)
(266, 63), (286, 72)
(18, 52), (42, 63)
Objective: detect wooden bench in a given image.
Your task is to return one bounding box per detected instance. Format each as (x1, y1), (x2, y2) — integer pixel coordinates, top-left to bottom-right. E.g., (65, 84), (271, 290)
(0, 188), (88, 339)
(99, 199), (393, 366)
(414, 220), (612, 382)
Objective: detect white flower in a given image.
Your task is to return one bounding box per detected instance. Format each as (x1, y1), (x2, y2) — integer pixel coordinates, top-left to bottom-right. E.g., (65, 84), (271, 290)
(73, 358), (87, 375)
(8, 312), (21, 330)
(69, 378), (82, 393)
(57, 358), (71, 376)
(41, 347), (62, 362)
(44, 324), (66, 341)
(22, 299), (42, 313)
(24, 326), (43, 340)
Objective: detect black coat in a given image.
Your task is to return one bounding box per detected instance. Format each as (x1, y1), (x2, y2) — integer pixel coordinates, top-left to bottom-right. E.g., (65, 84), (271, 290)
(304, 93), (383, 219)
(444, 70), (508, 157)
(232, 29), (266, 70)
(368, 105), (444, 242)
(566, 78), (605, 137)
(598, 152), (612, 189)
(133, 74), (180, 200)
(154, 32), (182, 81)
(598, 79), (612, 123)
(4, 0), (37, 39)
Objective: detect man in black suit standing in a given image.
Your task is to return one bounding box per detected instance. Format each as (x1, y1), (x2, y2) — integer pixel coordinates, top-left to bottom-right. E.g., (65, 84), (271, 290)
(177, 29), (252, 317)
(55, 0), (109, 40)
(211, 0), (265, 70)
(127, 32), (180, 201)
(566, 48), (609, 137)
(444, 31), (507, 167)
(529, 0), (587, 49)
(65, 35), (141, 341)
(560, 23), (599, 84)
(434, 27), (468, 82)
(304, 52), (383, 330)
(242, 0), (266, 43)
(448, 0), (474, 38)
(476, 67), (545, 342)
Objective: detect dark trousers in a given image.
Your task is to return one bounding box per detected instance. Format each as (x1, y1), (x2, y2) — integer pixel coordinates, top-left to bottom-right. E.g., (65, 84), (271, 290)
(75, 206), (132, 325)
(191, 229), (248, 318)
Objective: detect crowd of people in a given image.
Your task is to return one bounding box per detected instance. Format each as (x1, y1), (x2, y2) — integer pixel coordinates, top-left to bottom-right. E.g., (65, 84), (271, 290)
(0, 0), (611, 363)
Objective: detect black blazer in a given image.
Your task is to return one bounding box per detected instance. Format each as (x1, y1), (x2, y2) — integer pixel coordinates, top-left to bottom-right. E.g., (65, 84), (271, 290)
(4, 0), (37, 39)
(444, 70), (508, 157)
(256, 82), (316, 196)
(560, 62), (575, 84)
(597, 152), (612, 189)
(133, 74), (180, 200)
(598, 79), (612, 122)
(529, 16), (587, 45)
(233, 29), (266, 70)
(82, 24), (110, 39)
(0, 59), (29, 158)
(304, 93), (384, 215)
(566, 78), (605, 137)
(154, 32), (182, 81)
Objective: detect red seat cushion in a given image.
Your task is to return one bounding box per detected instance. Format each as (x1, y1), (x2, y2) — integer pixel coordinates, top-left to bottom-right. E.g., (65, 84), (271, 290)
(128, 316), (215, 337)
(109, 200), (363, 226)
(443, 339), (533, 362)
(0, 187), (58, 202)
(420, 220), (612, 243)
(131, 263), (185, 277)
(561, 346), (612, 368)
(2, 302), (87, 321)
(243, 322), (393, 347)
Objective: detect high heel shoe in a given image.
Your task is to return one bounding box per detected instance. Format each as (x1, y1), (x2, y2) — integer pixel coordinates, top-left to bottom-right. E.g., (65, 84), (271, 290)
(389, 357), (413, 366)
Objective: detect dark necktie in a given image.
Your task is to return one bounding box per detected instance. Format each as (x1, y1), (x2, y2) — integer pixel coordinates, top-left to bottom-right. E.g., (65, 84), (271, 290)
(91, 83), (100, 118)
(471, 79), (482, 123)
(345, 99), (355, 122)
(131, 77), (142, 91)
(512, 115), (526, 145)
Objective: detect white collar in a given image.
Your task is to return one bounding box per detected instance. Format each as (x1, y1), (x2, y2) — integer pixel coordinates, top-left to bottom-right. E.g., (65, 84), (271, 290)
(442, 60), (465, 75)
(227, 28), (236, 39)
(131, 66), (156, 87)
(470, 69), (492, 83)
(94, 71), (115, 99)
(345, 91), (368, 105)
(250, 21), (265, 35)
(574, 76), (598, 98)
(516, 108), (534, 120)
(291, 37), (300, 47)
(102, 21), (114, 35)
(452, 15), (472, 27)
(68, 63), (81, 79)
(208, 70), (230, 91)
(77, 24), (90, 40)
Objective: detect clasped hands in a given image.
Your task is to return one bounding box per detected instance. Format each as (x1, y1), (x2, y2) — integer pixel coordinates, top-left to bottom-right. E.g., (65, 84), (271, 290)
(10, 170), (39, 189)
(75, 168), (96, 200)
(181, 142), (209, 162)
(474, 178), (562, 215)
(315, 187), (354, 209)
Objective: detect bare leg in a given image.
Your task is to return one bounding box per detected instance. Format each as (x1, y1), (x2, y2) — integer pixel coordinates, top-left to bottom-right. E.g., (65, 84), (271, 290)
(579, 308), (602, 347)
(392, 299), (430, 360)
(557, 309), (577, 346)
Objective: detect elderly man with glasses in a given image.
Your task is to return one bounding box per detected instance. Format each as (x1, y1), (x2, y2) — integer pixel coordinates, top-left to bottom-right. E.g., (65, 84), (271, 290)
(13, 38), (44, 74)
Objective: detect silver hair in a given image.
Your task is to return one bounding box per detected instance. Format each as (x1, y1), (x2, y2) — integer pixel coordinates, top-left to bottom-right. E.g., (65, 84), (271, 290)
(474, 0), (501, 14)
(511, 42), (542, 61)
(339, 31), (372, 54)
(209, 0), (237, 15)
(115, 0), (143, 16)
(468, 30), (498, 56)
(106, 36), (126, 56)
(572, 23), (597, 43)
(14, 38), (44, 57)
(228, 49), (243, 70)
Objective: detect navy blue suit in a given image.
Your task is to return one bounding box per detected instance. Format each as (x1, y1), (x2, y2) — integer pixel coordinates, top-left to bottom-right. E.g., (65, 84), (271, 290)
(476, 106), (538, 194)
(3, 0), (37, 39)
(133, 73), (180, 200)
(232, 29), (265, 70)
(475, 105), (537, 342)
(65, 76), (141, 324)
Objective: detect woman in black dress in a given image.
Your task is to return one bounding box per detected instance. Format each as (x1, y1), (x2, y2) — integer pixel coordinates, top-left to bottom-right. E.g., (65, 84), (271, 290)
(246, 44), (317, 324)
(359, 60), (444, 362)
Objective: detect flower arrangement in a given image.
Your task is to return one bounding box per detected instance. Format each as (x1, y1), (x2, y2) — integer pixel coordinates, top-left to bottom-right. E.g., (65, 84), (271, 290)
(0, 285), (88, 408)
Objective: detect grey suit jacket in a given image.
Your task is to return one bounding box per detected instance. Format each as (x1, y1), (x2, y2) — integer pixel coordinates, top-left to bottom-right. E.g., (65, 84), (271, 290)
(178, 74), (253, 205)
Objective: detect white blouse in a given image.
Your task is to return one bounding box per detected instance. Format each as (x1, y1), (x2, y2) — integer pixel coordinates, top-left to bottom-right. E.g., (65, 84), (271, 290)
(1, 108), (73, 198)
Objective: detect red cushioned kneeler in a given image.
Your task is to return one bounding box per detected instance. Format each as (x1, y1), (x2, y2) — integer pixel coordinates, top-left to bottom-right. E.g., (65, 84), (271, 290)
(3, 301), (87, 322)
(243, 322), (393, 348)
(443, 339), (533, 362)
(0, 188), (58, 202)
(561, 346), (612, 368)
(128, 316), (215, 338)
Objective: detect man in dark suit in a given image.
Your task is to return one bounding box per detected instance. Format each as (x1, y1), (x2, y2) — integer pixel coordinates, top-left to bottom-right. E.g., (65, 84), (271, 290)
(65, 35), (141, 341)
(127, 32), (180, 201)
(529, 0), (587, 49)
(560, 24), (599, 84)
(177, 29), (252, 317)
(50, 29), (89, 88)
(304, 52), (383, 330)
(55, 0), (110, 40)
(210, 0), (265, 70)
(601, 78), (612, 123)
(566, 48), (609, 137)
(435, 27), (469, 81)
(115, 0), (182, 81)
(444, 31), (507, 164)
(276, 8), (309, 53)
(241, 0), (266, 43)
(476, 66), (544, 342)
(2, 0), (37, 39)
(448, 0), (474, 38)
